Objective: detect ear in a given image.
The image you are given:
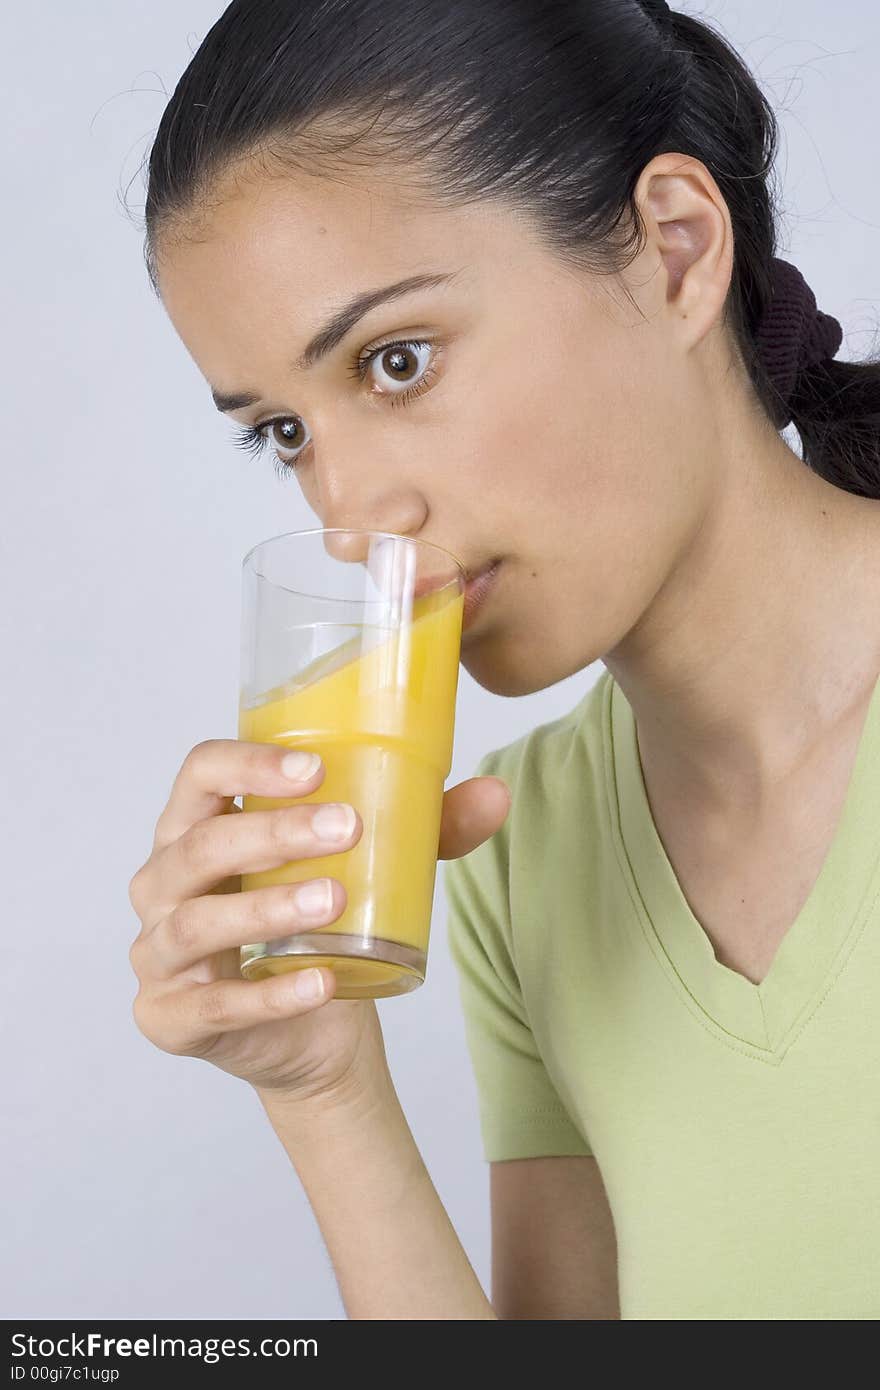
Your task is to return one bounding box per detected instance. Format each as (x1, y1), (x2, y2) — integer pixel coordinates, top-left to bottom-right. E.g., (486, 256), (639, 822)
(631, 152), (734, 351)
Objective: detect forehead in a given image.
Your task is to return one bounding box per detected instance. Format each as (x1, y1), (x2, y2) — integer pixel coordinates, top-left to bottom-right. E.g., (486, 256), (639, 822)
(158, 164), (505, 333)
(153, 160), (558, 398)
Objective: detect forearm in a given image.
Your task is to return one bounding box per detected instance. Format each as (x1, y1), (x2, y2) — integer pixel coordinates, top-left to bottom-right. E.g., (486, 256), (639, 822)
(255, 1069), (497, 1320)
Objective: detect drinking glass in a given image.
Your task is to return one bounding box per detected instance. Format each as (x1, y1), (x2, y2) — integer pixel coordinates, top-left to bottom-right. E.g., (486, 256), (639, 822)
(238, 528), (465, 998)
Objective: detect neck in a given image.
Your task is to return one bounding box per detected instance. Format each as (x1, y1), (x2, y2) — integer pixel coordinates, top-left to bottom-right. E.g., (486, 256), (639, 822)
(602, 409), (880, 810)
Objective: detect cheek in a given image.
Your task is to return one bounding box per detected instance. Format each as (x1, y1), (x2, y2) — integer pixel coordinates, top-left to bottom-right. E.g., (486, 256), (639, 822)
(536, 341), (679, 531)
(482, 342), (648, 529)
(447, 346), (587, 506)
(436, 324), (672, 554)
(440, 349), (530, 493)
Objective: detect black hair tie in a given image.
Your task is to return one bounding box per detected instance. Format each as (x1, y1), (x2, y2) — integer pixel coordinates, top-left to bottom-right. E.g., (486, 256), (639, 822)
(754, 257), (844, 429)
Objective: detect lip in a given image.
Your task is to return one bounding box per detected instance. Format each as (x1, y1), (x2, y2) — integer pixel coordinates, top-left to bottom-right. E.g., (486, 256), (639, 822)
(462, 558), (501, 630)
(464, 559), (496, 585)
(411, 557), (499, 601)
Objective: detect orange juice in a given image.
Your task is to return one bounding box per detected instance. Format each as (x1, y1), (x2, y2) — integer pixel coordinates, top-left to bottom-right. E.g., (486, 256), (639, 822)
(238, 582), (463, 997)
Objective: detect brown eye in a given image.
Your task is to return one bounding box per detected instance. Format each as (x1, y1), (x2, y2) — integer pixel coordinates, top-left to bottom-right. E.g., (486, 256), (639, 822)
(366, 340), (433, 395)
(270, 418), (307, 455)
(379, 345), (420, 382)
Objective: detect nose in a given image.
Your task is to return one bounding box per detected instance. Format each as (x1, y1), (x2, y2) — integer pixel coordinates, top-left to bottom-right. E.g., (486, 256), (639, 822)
(320, 528), (380, 565)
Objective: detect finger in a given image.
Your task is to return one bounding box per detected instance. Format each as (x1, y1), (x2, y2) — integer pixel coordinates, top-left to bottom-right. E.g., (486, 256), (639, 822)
(133, 878), (344, 981)
(138, 801), (361, 931)
(135, 968), (337, 1057)
(437, 776), (512, 860)
(151, 739), (327, 855)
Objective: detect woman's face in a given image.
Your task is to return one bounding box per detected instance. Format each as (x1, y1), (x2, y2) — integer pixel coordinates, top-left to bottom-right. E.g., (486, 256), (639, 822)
(156, 158), (721, 696)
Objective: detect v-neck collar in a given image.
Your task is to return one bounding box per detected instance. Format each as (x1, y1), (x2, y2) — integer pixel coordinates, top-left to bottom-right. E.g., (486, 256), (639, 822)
(603, 668), (880, 1061)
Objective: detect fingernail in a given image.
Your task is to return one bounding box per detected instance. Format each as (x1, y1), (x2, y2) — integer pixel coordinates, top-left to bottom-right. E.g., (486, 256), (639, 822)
(293, 968), (325, 1001)
(281, 750), (322, 781)
(294, 878), (334, 916)
(312, 803), (357, 841)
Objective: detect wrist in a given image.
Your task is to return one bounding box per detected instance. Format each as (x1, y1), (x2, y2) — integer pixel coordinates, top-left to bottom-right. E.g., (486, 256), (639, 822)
(254, 1044), (397, 1128)
(254, 996), (393, 1116)
(255, 1056), (397, 1123)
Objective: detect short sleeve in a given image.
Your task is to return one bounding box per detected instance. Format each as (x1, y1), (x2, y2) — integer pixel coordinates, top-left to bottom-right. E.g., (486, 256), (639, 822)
(443, 750), (592, 1162)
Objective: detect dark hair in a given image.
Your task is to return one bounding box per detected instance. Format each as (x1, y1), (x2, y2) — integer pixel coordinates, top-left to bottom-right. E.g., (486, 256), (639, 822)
(142, 0), (880, 499)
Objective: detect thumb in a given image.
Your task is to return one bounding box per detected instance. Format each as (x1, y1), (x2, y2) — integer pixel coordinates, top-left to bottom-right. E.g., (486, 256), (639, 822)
(437, 775), (512, 861)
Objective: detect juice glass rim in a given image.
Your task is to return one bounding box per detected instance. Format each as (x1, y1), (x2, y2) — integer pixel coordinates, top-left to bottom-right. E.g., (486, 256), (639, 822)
(242, 526), (467, 580)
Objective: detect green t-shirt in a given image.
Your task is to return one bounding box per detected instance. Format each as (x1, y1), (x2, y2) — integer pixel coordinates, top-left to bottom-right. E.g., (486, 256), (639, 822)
(444, 666), (880, 1319)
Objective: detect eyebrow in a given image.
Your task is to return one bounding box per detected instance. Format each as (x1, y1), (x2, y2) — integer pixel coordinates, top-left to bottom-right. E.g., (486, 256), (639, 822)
(211, 270), (462, 413)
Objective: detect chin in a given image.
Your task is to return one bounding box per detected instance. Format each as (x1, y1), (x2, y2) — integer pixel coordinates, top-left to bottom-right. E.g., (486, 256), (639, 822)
(460, 635), (562, 697)
(461, 620), (610, 697)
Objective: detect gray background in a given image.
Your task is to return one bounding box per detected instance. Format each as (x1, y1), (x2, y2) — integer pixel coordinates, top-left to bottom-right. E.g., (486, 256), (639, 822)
(3, 1), (877, 1319)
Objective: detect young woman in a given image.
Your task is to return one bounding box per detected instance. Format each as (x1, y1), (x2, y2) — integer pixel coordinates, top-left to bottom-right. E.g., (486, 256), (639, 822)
(127, 0), (880, 1318)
